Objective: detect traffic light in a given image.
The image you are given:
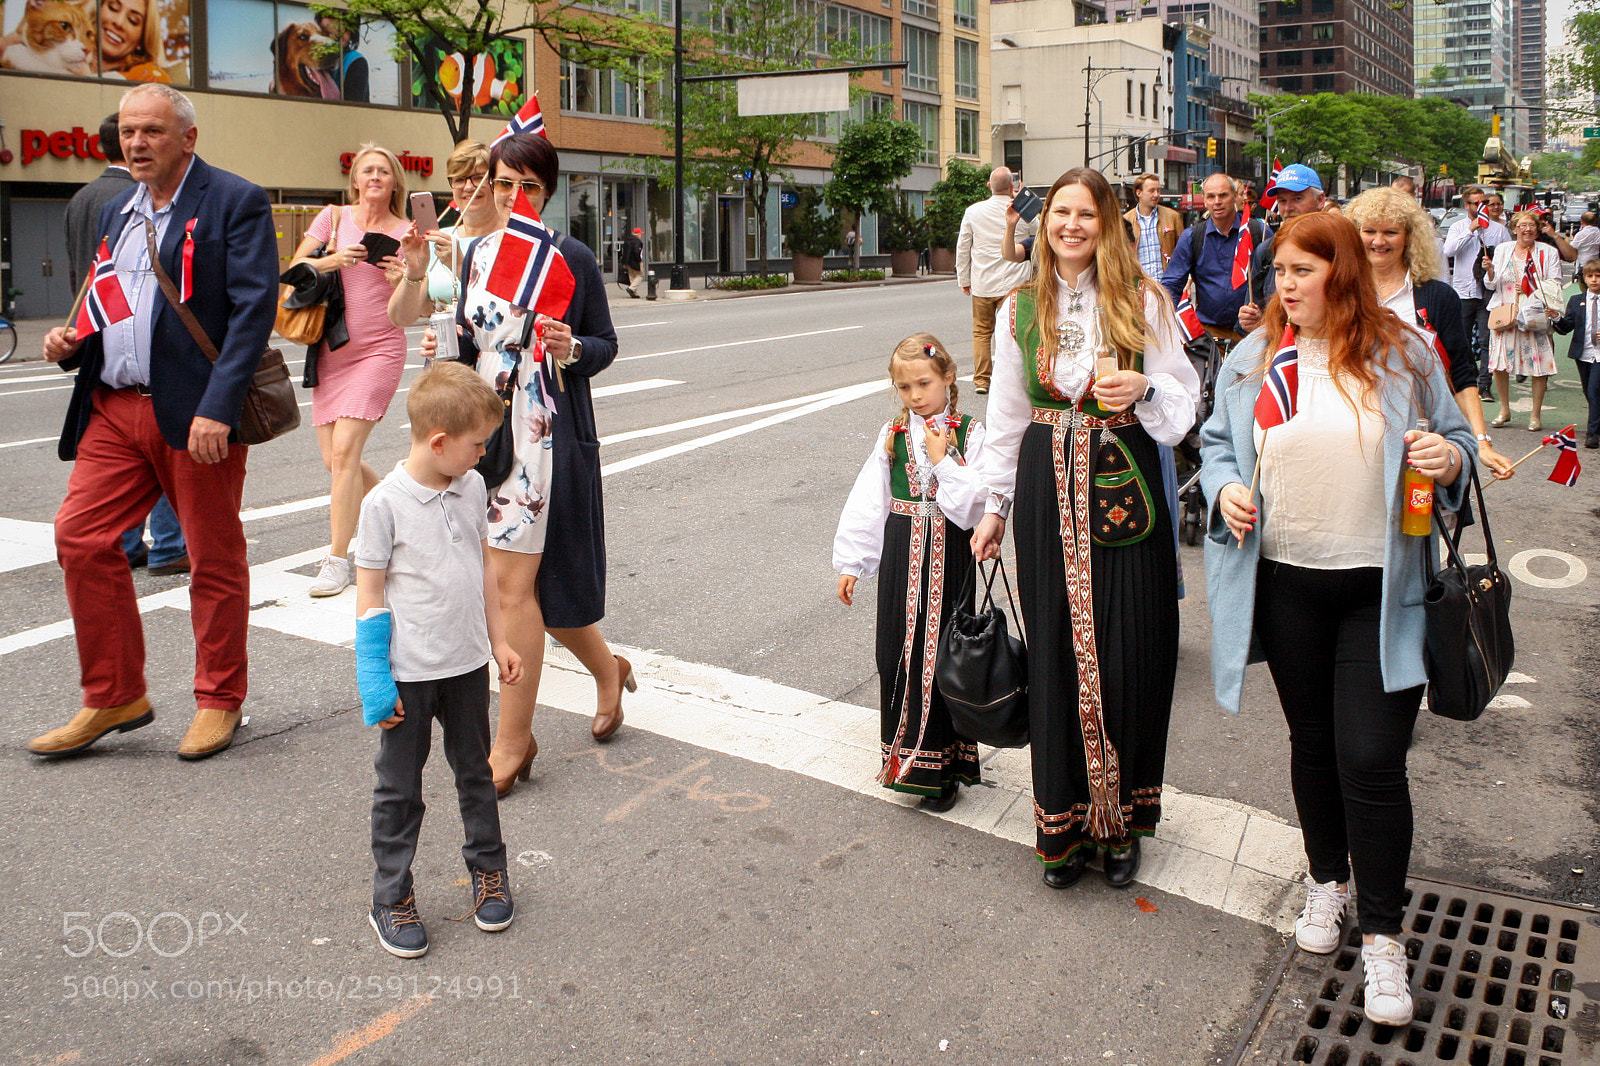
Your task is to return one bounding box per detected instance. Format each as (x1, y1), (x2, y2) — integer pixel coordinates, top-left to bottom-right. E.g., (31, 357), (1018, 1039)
(1206, 137), (1217, 159)
(1440, 163), (1448, 175)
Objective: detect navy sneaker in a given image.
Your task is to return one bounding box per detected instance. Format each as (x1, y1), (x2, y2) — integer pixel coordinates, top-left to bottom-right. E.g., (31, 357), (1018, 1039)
(468, 868), (514, 932)
(369, 894), (429, 958)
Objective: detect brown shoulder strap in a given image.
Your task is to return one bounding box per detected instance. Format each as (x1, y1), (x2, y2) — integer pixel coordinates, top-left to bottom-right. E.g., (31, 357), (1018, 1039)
(145, 219), (219, 365)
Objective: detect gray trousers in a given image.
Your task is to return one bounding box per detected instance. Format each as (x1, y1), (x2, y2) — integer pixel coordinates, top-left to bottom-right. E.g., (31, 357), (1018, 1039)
(371, 664), (505, 905)
(1461, 297), (1491, 396)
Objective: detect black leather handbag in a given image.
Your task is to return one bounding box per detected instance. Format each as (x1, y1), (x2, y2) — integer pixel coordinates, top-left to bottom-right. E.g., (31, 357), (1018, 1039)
(936, 559), (1029, 748)
(475, 346), (520, 490)
(1422, 465), (1514, 721)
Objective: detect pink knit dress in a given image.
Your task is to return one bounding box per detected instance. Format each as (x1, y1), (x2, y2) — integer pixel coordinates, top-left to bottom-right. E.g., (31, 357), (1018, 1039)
(307, 206), (408, 425)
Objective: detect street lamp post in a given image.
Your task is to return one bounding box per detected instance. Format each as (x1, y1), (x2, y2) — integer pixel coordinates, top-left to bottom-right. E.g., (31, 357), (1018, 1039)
(1082, 59), (1164, 169)
(1264, 97), (1312, 183)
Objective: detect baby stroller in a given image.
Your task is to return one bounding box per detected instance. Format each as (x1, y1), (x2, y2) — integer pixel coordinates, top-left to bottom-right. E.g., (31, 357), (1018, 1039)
(1173, 333), (1226, 547)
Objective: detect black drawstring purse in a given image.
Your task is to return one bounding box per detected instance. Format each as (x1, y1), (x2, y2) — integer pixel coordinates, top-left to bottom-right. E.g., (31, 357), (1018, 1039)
(1422, 465), (1514, 721)
(936, 558), (1029, 748)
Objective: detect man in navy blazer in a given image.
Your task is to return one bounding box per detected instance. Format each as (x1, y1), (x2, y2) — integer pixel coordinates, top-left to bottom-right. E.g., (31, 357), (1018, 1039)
(1553, 257), (1600, 449)
(31, 84), (278, 761)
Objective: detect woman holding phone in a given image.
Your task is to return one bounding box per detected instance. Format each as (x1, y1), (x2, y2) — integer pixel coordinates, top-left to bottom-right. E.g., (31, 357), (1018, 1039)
(293, 143), (426, 598)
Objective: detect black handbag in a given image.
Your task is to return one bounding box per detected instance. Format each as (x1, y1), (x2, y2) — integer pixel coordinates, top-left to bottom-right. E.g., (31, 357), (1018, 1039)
(936, 559), (1029, 748)
(1421, 465), (1514, 721)
(476, 345), (520, 489)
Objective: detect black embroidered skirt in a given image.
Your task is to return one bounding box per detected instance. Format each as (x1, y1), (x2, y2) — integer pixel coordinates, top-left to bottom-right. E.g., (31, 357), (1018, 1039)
(1012, 420), (1179, 863)
(874, 512), (982, 797)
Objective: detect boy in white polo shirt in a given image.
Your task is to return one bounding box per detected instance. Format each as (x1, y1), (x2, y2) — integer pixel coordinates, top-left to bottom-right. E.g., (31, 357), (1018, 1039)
(354, 362), (523, 959)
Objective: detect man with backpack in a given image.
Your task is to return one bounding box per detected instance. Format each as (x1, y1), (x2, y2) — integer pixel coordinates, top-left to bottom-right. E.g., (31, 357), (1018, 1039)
(1160, 172), (1272, 342)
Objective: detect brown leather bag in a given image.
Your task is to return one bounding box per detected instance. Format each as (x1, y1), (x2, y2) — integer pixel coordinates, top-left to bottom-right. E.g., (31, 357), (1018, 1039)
(274, 204), (337, 345)
(1487, 303), (1516, 333)
(145, 222), (301, 446)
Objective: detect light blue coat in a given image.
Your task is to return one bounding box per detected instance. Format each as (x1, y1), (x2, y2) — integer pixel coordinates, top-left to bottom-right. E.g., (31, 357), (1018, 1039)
(1199, 330), (1478, 713)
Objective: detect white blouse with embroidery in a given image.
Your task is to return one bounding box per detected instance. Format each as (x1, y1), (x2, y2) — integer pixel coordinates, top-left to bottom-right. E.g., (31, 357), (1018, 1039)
(978, 270), (1201, 513)
(833, 407), (988, 579)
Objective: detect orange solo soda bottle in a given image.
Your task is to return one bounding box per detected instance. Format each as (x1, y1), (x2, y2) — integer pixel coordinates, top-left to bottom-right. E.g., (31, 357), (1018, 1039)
(1401, 418), (1434, 536)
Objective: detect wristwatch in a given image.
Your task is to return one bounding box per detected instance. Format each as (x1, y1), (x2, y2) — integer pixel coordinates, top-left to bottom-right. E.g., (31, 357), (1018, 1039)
(1137, 382), (1157, 405)
(564, 336), (583, 367)
(1475, 433), (1493, 443)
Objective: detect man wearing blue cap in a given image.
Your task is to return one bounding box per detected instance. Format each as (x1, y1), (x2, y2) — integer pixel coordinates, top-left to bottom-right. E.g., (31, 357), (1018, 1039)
(1267, 163), (1331, 220)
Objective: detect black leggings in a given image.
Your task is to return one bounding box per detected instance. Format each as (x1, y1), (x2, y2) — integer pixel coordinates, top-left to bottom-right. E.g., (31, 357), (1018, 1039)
(1255, 560), (1422, 936)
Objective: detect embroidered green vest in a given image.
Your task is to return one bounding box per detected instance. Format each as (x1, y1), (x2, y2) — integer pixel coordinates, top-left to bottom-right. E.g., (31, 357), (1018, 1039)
(888, 415), (973, 503)
(1012, 291), (1156, 546)
(1013, 290), (1144, 418)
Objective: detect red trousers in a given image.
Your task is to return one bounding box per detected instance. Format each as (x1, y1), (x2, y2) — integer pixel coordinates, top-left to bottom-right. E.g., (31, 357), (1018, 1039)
(54, 388), (250, 710)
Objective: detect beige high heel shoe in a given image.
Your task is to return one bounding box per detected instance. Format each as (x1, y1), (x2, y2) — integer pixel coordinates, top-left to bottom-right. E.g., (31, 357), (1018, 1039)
(591, 655), (635, 742)
(494, 734), (537, 799)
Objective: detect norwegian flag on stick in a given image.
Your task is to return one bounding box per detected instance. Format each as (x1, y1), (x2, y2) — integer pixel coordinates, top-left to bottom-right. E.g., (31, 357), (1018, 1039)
(1175, 295), (1205, 343)
(1259, 157), (1284, 212)
(485, 188), (575, 318)
(1254, 324), (1300, 429)
(1231, 217), (1254, 290)
(71, 239), (134, 337)
(1544, 424), (1582, 486)
(491, 93), (547, 147)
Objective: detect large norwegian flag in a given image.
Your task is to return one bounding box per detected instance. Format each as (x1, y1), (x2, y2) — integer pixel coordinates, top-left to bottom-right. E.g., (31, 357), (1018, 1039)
(1231, 217), (1254, 290)
(491, 93), (547, 147)
(73, 239), (133, 337)
(1253, 324), (1300, 430)
(485, 188), (575, 318)
(1175, 295), (1205, 343)
(1259, 157), (1284, 212)
(1543, 424), (1582, 486)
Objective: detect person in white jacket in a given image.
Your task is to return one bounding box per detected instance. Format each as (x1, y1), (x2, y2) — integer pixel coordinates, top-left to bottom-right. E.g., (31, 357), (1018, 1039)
(956, 167), (1036, 393)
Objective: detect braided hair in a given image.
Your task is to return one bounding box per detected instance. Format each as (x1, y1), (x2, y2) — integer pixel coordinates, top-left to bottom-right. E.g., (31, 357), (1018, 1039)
(883, 333), (961, 458)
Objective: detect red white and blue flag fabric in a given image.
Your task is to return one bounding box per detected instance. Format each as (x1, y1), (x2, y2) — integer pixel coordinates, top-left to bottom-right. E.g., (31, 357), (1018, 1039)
(1259, 158), (1284, 212)
(73, 238), (133, 338)
(1415, 308), (1450, 370)
(491, 93), (546, 147)
(1543, 424), (1581, 486)
(1253, 325), (1300, 430)
(180, 217), (196, 302)
(1175, 295), (1204, 342)
(485, 188), (575, 318)
(1231, 217), (1254, 289)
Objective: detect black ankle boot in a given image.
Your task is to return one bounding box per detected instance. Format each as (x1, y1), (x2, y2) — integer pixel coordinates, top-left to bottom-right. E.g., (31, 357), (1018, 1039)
(1042, 850), (1087, 889)
(1103, 838), (1141, 888)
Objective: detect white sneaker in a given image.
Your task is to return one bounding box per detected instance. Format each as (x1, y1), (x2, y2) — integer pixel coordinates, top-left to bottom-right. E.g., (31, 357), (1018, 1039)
(1294, 875), (1350, 954)
(308, 556), (353, 597)
(1361, 934), (1414, 1026)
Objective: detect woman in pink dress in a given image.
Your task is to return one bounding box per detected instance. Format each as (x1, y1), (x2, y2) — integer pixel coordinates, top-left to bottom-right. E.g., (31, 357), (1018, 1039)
(292, 143), (425, 596)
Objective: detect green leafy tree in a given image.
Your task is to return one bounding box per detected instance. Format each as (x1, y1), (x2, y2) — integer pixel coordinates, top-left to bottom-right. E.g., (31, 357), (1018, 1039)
(1550, 0), (1600, 137)
(826, 111), (924, 266)
(313, 0), (668, 143)
(782, 186), (837, 258)
(924, 157), (990, 250)
(878, 192), (927, 252)
(646, 0), (875, 272)
(1415, 97), (1488, 186)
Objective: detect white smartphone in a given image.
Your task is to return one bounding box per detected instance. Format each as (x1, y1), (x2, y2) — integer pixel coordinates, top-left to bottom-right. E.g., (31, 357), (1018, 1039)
(409, 191), (440, 234)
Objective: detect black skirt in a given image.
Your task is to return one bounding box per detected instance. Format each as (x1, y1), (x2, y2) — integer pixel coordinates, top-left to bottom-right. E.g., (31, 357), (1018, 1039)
(875, 511), (982, 797)
(1012, 420), (1179, 863)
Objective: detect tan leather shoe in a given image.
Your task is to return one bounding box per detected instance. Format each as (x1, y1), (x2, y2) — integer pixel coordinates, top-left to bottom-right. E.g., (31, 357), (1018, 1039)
(177, 707), (242, 760)
(28, 696), (154, 757)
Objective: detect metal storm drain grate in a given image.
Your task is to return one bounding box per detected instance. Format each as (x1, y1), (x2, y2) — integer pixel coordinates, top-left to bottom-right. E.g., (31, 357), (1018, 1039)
(1230, 878), (1600, 1066)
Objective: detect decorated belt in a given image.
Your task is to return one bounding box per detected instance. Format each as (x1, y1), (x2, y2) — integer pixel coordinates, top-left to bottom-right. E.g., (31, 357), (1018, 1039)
(1030, 407), (1137, 429)
(890, 499), (942, 517)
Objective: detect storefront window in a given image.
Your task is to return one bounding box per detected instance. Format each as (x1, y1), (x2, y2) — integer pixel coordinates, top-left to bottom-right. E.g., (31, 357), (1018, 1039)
(1, 0), (192, 85)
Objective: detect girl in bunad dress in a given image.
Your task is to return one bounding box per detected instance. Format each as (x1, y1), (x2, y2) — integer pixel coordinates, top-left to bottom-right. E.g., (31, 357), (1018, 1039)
(834, 335), (989, 813)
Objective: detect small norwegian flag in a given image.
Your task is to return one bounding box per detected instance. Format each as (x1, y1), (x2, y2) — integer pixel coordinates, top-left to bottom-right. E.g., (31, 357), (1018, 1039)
(1259, 158), (1284, 212)
(1521, 253), (1538, 297)
(73, 239), (133, 337)
(491, 93), (547, 147)
(1415, 307), (1450, 370)
(1253, 324), (1299, 430)
(1231, 218), (1253, 290)
(1474, 211), (1492, 231)
(1543, 424), (1582, 486)
(485, 188), (575, 318)
(1175, 295), (1205, 343)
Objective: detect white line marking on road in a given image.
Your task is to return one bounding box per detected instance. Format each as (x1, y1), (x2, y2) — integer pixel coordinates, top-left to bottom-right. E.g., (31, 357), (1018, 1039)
(1506, 549), (1588, 589)
(0, 372), (67, 386)
(0, 384), (72, 398)
(616, 325), (862, 363)
(599, 379), (882, 447)
(591, 378), (683, 399)
(0, 516), (56, 573)
(1505, 671), (1536, 684)
(1487, 693), (1533, 709)
(615, 321), (669, 329)
(0, 436), (55, 451)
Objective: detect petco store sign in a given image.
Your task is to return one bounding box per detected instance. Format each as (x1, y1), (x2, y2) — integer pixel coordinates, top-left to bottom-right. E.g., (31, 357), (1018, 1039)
(18, 127), (108, 166)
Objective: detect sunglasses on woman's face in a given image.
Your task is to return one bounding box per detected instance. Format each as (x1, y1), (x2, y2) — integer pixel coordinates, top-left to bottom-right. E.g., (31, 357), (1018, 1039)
(491, 178), (545, 195)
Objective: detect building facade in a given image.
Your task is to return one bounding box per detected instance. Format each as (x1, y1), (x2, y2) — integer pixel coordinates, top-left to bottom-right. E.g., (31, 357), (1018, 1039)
(1414, 0), (1528, 158)
(1514, 0), (1544, 152)
(0, 0), (988, 319)
(1257, 0), (1412, 98)
(1102, 0), (1259, 94)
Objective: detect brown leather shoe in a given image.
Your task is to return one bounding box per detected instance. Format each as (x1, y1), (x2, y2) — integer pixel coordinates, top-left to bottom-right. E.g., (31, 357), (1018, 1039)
(591, 655), (634, 742)
(28, 696), (154, 757)
(148, 553), (191, 576)
(177, 707), (242, 760)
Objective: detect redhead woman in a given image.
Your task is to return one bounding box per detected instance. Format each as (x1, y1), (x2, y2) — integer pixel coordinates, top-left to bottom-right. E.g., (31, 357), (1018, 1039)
(971, 167), (1199, 890)
(294, 143), (426, 597)
(1202, 213), (1477, 1028)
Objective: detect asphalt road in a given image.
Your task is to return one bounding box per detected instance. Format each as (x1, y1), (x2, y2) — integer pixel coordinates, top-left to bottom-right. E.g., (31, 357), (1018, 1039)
(0, 279), (1595, 1065)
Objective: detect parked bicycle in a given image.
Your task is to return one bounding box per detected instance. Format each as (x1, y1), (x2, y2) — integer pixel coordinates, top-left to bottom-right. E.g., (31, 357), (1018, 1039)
(0, 313), (18, 365)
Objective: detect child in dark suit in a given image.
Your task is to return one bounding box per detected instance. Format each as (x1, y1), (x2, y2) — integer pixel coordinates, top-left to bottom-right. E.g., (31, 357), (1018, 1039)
(1552, 257), (1600, 448)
